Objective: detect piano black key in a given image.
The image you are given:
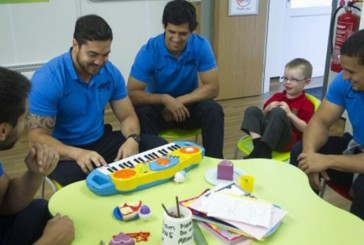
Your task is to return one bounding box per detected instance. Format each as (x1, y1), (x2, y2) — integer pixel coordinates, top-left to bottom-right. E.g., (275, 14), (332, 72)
(152, 152), (159, 158)
(111, 166), (118, 171)
(144, 155), (152, 161)
(134, 158), (140, 164)
(167, 146), (174, 151)
(118, 164), (125, 169)
(107, 168), (114, 173)
(125, 161), (134, 168)
(174, 144), (181, 149)
(120, 162), (130, 168)
(148, 153), (156, 159)
(162, 149), (168, 154)
(138, 157), (144, 163)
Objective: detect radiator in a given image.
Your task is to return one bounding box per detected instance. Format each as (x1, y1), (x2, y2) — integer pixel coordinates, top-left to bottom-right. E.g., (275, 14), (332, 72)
(4, 63), (44, 79)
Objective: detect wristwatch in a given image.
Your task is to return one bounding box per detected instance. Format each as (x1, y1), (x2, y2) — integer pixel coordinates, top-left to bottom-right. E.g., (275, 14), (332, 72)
(127, 133), (141, 144)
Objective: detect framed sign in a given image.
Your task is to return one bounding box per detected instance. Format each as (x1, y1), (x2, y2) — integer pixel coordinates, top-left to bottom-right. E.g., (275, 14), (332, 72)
(229, 0), (259, 16)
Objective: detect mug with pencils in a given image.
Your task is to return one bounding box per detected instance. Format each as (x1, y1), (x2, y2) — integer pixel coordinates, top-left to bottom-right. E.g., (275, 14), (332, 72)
(162, 205), (194, 245)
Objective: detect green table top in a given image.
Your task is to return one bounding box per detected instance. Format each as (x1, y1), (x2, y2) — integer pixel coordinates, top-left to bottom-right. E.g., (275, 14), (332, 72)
(49, 157), (364, 244)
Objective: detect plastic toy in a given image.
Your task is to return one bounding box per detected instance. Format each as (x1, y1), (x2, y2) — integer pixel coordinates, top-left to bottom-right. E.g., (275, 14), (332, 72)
(174, 170), (186, 183)
(86, 141), (205, 195)
(217, 159), (234, 180)
(114, 200), (142, 221)
(138, 205), (151, 220)
(109, 232), (135, 245)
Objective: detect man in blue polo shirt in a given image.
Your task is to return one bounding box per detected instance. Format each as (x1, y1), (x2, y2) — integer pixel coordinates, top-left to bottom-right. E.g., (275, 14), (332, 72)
(127, 0), (224, 158)
(0, 67), (74, 244)
(290, 29), (364, 220)
(28, 15), (167, 186)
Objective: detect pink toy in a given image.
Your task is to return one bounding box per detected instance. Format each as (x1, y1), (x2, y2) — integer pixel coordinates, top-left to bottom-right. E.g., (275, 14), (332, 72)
(109, 232), (135, 245)
(217, 159), (234, 180)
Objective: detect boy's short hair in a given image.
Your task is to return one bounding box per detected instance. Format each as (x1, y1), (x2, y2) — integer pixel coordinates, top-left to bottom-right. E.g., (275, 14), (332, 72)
(285, 58), (313, 79)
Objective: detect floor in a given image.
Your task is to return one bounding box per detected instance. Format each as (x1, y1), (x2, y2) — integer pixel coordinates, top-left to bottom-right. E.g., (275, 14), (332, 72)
(0, 76), (352, 212)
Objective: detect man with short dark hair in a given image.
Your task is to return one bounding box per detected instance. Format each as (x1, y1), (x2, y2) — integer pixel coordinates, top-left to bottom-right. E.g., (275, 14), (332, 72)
(0, 67), (74, 244)
(28, 15), (167, 186)
(127, 0), (224, 158)
(290, 29), (364, 220)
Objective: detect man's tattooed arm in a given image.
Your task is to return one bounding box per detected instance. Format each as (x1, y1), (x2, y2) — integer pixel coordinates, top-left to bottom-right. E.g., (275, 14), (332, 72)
(27, 113), (56, 132)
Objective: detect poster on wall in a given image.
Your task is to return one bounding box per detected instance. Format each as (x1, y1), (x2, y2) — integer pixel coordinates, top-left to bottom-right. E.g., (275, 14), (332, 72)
(229, 0), (259, 16)
(0, 0), (48, 3)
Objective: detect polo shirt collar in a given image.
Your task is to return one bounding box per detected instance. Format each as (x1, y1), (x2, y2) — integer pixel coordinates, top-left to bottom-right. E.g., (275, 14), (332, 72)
(65, 48), (79, 81)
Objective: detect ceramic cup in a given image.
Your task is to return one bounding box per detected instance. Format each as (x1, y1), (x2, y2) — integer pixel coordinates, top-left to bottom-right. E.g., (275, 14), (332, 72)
(162, 205), (194, 245)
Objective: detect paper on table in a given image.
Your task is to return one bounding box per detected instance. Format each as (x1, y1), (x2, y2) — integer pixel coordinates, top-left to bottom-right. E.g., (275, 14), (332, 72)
(199, 192), (272, 228)
(189, 187), (287, 240)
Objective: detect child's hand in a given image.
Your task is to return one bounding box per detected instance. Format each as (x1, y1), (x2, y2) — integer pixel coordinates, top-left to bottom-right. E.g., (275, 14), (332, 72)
(278, 101), (291, 114)
(267, 101), (280, 111)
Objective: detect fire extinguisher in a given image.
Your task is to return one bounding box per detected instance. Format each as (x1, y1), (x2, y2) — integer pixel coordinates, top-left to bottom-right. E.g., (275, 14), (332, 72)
(330, 1), (361, 73)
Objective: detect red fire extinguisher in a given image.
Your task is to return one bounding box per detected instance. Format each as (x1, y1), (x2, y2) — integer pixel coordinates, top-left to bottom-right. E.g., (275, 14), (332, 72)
(331, 3), (361, 72)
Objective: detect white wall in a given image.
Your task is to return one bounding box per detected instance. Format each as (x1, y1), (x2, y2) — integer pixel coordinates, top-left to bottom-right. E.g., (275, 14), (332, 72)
(0, 0), (169, 78)
(0, 0), (79, 65)
(263, 2), (331, 92)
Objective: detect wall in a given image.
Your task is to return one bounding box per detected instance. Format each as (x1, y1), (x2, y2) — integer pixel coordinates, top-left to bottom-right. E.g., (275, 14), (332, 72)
(0, 0), (79, 66)
(0, 0), (335, 96)
(263, 2), (331, 92)
(0, 0), (171, 78)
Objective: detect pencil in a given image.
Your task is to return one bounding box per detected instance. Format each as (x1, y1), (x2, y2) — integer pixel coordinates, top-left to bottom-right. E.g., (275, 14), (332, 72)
(161, 203), (171, 217)
(176, 196), (180, 218)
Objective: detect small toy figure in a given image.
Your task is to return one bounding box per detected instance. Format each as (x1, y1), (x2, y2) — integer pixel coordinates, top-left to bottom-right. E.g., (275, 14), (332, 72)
(217, 159), (234, 181)
(138, 205), (151, 220)
(109, 232), (135, 245)
(118, 200), (143, 221)
(174, 170), (186, 183)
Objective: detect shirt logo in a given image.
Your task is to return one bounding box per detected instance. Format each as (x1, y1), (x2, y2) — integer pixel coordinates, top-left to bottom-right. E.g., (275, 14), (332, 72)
(98, 81), (111, 91)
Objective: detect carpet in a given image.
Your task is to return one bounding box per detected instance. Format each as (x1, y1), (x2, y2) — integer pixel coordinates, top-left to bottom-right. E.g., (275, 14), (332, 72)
(305, 87), (323, 100)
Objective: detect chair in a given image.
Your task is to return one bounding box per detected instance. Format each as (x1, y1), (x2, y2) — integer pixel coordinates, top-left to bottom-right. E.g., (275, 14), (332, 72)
(159, 128), (201, 143)
(234, 93), (321, 160)
(319, 172), (356, 201)
(320, 180), (353, 201)
(41, 177), (63, 199)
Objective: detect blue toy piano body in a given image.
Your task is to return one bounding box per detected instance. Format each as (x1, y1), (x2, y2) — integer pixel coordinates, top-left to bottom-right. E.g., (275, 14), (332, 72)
(86, 141), (205, 196)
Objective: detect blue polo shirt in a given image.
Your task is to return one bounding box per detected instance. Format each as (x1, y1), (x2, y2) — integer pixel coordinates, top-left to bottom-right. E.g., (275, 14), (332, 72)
(30, 50), (127, 145)
(130, 33), (217, 97)
(0, 162), (3, 176)
(326, 72), (364, 146)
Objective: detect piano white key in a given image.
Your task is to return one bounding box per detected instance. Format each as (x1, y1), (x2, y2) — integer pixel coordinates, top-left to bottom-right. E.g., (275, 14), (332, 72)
(97, 142), (178, 175)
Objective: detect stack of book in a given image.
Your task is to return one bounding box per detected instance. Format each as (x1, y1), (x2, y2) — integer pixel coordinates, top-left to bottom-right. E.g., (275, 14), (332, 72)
(180, 182), (287, 244)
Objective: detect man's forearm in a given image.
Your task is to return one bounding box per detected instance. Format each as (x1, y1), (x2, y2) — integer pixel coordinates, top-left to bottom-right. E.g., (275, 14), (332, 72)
(178, 84), (219, 105)
(0, 171), (43, 215)
(129, 90), (170, 107)
(120, 116), (141, 138)
(29, 132), (82, 161)
(302, 120), (329, 153)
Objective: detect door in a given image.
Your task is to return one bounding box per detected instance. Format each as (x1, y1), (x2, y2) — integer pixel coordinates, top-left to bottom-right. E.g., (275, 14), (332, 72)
(281, 0), (332, 78)
(213, 0), (268, 100)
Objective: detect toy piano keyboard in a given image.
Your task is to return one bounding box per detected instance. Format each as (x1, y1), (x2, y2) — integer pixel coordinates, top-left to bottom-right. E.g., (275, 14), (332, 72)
(86, 141), (205, 195)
